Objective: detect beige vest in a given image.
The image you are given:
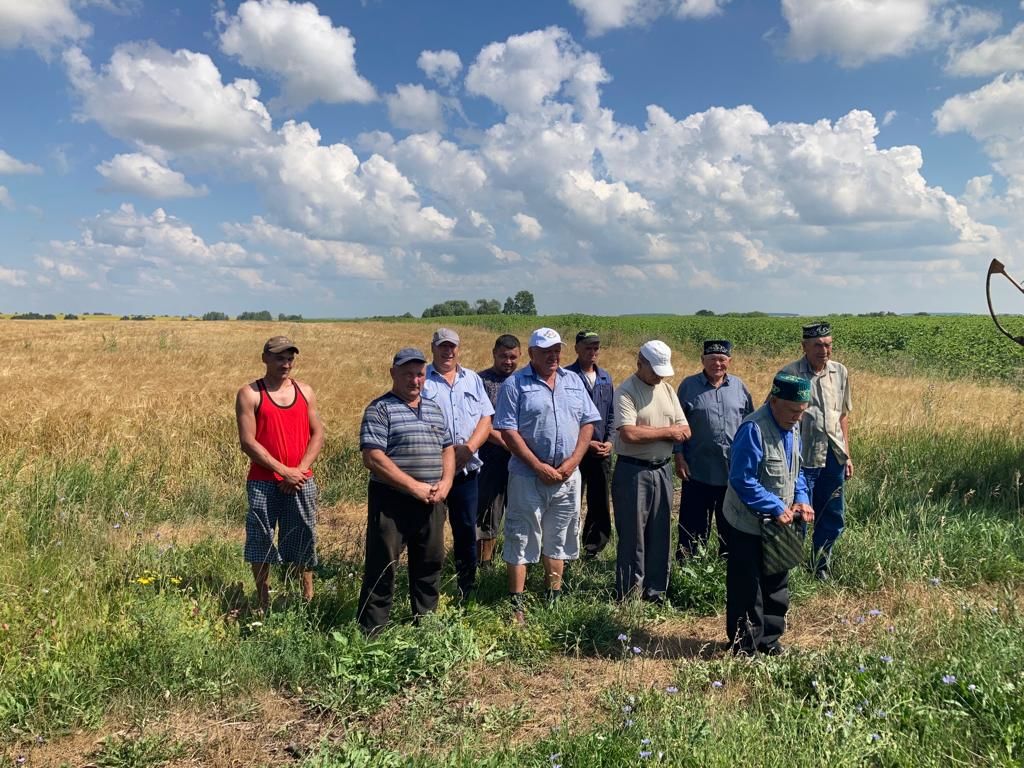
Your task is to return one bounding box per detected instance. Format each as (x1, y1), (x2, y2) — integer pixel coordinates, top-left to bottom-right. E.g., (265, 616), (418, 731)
(722, 404), (802, 536)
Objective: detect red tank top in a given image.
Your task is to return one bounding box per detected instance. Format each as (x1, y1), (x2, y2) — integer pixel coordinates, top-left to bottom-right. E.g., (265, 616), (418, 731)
(246, 379), (314, 482)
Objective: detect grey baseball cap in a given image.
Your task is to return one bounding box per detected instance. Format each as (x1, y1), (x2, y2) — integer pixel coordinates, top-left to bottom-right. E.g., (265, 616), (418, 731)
(432, 327), (460, 346)
(393, 347), (428, 366)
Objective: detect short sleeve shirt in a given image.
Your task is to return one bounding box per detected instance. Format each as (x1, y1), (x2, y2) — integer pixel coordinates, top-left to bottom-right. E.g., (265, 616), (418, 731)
(493, 364), (602, 477)
(421, 365), (494, 474)
(612, 374), (688, 461)
(359, 393), (453, 484)
(779, 357), (852, 467)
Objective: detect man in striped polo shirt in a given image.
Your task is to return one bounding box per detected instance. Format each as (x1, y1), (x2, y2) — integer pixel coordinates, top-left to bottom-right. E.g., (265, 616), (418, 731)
(357, 347), (455, 635)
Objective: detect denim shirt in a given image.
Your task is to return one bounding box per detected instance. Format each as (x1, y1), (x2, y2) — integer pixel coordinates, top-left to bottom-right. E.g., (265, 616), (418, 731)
(421, 365), (494, 474)
(565, 362), (614, 443)
(674, 372), (753, 486)
(494, 364), (602, 477)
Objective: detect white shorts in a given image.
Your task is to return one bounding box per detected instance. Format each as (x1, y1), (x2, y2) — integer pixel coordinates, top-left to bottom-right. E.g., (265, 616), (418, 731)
(502, 469), (581, 565)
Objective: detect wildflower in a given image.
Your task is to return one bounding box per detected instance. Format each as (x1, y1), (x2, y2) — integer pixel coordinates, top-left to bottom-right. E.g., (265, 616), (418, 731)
(16, 756), (25, 765)
(857, 665), (866, 673)
(712, 680), (723, 689)
(875, 710), (887, 718)
(632, 646), (643, 655)
(868, 609), (882, 617)
(665, 686), (678, 694)
(617, 633), (629, 642)
(870, 733), (881, 743)
(854, 616), (865, 624)
(929, 577), (941, 586)
(113, 523), (121, 530)
(824, 710), (834, 718)
(811, 680), (819, 689)
(549, 754), (560, 763)
(625, 718), (634, 726)
(641, 738), (651, 745)
(968, 684), (977, 692)
(623, 705), (633, 714)
(942, 674), (956, 685)
(640, 751), (652, 759)
(880, 655), (893, 663)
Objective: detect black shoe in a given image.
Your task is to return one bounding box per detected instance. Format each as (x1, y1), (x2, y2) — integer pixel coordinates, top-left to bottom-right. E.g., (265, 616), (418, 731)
(814, 569), (831, 583)
(760, 642), (786, 656)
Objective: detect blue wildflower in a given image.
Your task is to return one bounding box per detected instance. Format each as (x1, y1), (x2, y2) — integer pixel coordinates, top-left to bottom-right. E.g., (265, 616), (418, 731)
(942, 674), (956, 685)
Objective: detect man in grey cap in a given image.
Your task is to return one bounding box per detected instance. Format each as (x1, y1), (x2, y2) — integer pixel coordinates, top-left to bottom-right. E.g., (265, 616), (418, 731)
(357, 347), (455, 634)
(779, 322), (853, 580)
(494, 327), (601, 623)
(611, 341), (690, 603)
(236, 336), (325, 611)
(422, 327), (494, 600)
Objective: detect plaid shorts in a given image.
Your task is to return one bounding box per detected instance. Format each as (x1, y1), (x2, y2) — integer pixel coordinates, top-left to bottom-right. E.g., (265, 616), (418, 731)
(244, 479), (318, 567)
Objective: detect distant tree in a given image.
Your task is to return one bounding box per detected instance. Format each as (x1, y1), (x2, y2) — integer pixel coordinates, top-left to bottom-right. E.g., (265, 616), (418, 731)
(278, 313), (304, 322)
(202, 311), (229, 321)
(475, 298), (501, 315)
(914, 311), (929, 316)
(502, 290), (537, 316)
(63, 313), (78, 320)
(237, 310), (273, 321)
(695, 309), (715, 316)
(422, 299), (474, 318)
(401, 312), (414, 318)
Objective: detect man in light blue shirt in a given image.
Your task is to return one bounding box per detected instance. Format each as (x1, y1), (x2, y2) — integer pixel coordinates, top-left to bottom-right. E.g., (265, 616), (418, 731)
(494, 327), (601, 623)
(421, 328), (494, 600)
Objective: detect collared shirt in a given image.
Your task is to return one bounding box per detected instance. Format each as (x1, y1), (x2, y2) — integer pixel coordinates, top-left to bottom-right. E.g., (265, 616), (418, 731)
(422, 364), (494, 474)
(359, 393), (453, 484)
(478, 367), (514, 464)
(565, 362), (614, 443)
(494, 364), (602, 477)
(779, 357), (852, 468)
(729, 414), (810, 518)
(673, 371), (754, 486)
(612, 374), (688, 461)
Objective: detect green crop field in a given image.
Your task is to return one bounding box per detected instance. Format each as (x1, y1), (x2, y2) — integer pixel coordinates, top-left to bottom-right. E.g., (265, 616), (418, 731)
(1, 317), (1022, 767)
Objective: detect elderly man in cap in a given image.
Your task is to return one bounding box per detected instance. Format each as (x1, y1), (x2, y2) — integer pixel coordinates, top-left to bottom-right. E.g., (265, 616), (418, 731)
(612, 341), (690, 603)
(674, 340), (754, 560)
(357, 347), (455, 634)
(779, 322), (853, 580)
(236, 336), (325, 611)
(476, 334), (521, 568)
(494, 328), (601, 623)
(723, 373), (814, 655)
(422, 328), (495, 600)
(566, 330), (615, 558)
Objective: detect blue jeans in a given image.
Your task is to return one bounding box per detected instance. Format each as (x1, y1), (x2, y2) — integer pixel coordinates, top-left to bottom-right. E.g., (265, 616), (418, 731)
(447, 471), (480, 593)
(801, 447), (846, 572)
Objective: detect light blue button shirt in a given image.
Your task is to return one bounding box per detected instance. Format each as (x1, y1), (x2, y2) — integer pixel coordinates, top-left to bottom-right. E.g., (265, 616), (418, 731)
(422, 365), (495, 474)
(494, 364), (602, 477)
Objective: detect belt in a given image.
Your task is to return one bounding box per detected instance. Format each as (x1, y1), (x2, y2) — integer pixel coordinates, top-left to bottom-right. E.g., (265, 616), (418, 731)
(616, 455), (672, 470)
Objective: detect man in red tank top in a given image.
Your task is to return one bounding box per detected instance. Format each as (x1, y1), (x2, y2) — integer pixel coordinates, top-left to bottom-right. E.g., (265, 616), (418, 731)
(235, 335), (325, 611)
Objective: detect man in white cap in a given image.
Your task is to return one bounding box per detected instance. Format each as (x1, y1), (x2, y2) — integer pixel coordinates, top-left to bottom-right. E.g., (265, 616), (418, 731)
(493, 327), (601, 623)
(611, 341), (690, 603)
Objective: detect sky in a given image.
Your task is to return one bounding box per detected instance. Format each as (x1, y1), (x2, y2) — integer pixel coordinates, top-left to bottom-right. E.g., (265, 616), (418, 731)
(2, 0), (1024, 318)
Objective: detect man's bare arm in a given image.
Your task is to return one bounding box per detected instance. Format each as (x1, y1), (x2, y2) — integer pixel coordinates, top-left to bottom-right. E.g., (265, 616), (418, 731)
(362, 448), (434, 502)
(235, 386), (306, 485)
(556, 422), (594, 478)
(618, 424), (690, 444)
(500, 428), (562, 483)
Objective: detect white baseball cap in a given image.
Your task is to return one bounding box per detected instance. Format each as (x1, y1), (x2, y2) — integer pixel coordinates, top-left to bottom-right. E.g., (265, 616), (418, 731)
(529, 327), (563, 349)
(639, 340), (674, 377)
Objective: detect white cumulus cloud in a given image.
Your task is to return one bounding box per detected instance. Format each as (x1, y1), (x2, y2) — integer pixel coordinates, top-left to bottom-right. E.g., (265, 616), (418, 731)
(217, 0), (376, 110)
(0, 149), (43, 175)
(0, 0), (90, 54)
(418, 49), (462, 86)
(947, 22), (1024, 76)
(385, 84), (447, 133)
(96, 153), (207, 198)
(570, 0), (731, 36)
(513, 212), (543, 239)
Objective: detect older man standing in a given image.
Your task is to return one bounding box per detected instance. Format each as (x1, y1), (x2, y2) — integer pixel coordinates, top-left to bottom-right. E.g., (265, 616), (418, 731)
(612, 341), (690, 603)
(476, 334), (521, 568)
(566, 330), (615, 559)
(358, 347), (455, 635)
(723, 374), (814, 655)
(674, 340), (753, 560)
(779, 322), (853, 580)
(422, 328), (494, 600)
(494, 328), (601, 622)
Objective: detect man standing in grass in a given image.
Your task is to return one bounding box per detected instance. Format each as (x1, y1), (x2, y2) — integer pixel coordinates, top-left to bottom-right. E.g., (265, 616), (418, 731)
(611, 341), (690, 603)
(674, 340), (753, 560)
(780, 322), (853, 580)
(358, 347), (455, 634)
(494, 328), (601, 624)
(566, 330), (615, 559)
(476, 334), (521, 568)
(723, 373), (814, 656)
(236, 336), (325, 612)
(422, 328), (494, 601)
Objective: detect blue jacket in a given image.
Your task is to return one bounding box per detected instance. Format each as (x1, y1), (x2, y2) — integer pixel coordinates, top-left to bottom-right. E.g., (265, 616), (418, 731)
(566, 362), (615, 443)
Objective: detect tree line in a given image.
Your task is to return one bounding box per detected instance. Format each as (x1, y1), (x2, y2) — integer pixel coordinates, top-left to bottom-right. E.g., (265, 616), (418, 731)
(421, 290), (537, 318)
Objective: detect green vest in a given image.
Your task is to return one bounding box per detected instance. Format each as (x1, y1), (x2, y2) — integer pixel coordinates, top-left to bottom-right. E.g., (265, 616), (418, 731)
(722, 404), (802, 536)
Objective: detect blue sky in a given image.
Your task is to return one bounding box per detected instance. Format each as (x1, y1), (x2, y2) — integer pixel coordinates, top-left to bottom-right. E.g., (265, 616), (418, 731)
(1, 0), (1023, 317)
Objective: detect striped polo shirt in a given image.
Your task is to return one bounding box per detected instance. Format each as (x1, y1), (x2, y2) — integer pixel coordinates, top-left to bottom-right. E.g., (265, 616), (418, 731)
(359, 392), (454, 484)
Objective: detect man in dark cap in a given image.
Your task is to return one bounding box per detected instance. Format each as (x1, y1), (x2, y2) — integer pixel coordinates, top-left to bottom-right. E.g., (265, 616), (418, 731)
(357, 347), (455, 634)
(674, 340), (753, 560)
(722, 373), (814, 656)
(566, 330), (615, 558)
(236, 336), (325, 611)
(779, 321), (853, 580)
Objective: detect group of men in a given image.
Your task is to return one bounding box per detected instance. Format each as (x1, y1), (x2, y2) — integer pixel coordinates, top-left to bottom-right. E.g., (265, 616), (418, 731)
(235, 321), (853, 654)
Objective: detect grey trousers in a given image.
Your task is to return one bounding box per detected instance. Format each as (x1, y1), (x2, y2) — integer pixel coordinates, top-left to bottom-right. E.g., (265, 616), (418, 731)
(612, 460), (673, 600)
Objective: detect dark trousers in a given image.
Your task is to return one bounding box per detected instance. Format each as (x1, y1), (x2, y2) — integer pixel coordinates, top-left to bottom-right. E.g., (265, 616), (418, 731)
(677, 479), (729, 559)
(726, 522), (790, 654)
(446, 471), (479, 592)
(358, 482), (445, 634)
(476, 447), (509, 540)
(580, 452), (612, 556)
(612, 461), (673, 600)
(802, 447), (846, 573)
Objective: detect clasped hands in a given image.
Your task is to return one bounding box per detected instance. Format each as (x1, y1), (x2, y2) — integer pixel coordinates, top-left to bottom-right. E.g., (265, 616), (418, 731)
(777, 502), (815, 525)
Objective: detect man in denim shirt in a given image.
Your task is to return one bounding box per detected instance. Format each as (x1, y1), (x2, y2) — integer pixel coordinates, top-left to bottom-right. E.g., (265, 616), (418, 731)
(566, 330), (615, 558)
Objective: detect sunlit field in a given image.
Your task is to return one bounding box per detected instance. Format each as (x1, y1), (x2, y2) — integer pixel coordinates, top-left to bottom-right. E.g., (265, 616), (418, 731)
(1, 318), (1023, 767)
